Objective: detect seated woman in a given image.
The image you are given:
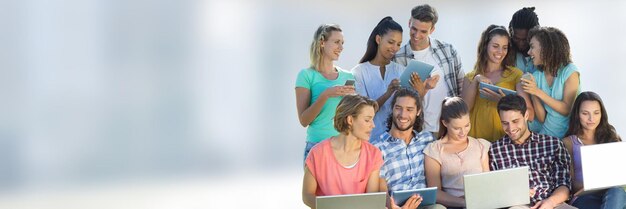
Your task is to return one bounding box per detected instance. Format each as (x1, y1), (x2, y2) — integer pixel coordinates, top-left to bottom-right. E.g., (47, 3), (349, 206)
(424, 97), (491, 208)
(302, 94), (383, 209)
(461, 24), (534, 142)
(563, 91), (626, 209)
(522, 27), (580, 138)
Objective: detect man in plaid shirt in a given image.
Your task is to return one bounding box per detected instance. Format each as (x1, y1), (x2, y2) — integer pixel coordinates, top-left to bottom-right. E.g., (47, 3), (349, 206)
(490, 95), (576, 209)
(373, 89), (444, 209)
(392, 4), (464, 138)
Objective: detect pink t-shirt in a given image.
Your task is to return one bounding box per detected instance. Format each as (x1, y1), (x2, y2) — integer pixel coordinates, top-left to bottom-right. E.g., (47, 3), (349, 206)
(305, 138), (384, 196)
(423, 137), (490, 197)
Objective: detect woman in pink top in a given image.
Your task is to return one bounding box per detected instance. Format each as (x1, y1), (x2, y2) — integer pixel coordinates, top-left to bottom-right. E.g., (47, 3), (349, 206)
(424, 97), (490, 208)
(302, 94), (384, 209)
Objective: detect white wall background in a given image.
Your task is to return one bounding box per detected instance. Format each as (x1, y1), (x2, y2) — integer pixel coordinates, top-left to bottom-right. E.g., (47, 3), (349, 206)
(0, 0), (624, 208)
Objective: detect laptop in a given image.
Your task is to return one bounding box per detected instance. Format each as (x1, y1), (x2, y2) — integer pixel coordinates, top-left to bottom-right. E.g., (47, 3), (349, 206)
(316, 192), (386, 209)
(579, 142), (626, 195)
(464, 166), (530, 209)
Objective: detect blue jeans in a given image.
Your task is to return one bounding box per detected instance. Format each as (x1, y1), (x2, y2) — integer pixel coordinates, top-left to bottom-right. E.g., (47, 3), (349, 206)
(572, 187), (626, 209)
(303, 141), (318, 164)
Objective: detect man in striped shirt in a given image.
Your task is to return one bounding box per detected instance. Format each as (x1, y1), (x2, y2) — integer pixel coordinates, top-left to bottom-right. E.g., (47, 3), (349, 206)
(490, 95), (576, 209)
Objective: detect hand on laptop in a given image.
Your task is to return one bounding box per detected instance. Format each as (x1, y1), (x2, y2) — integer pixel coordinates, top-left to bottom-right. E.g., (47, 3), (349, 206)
(529, 187), (536, 197)
(529, 198), (556, 209)
(390, 194), (422, 209)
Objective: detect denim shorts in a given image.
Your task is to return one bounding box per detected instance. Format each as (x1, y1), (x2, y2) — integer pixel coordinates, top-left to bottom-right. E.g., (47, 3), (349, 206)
(303, 141), (318, 164)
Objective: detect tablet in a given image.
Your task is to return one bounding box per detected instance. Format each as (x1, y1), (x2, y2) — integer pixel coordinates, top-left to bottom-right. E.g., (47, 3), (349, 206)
(391, 187), (437, 206)
(400, 60), (434, 89)
(478, 82), (516, 100)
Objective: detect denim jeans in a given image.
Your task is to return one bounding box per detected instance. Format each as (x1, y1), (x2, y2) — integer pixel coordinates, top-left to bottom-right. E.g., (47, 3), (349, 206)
(572, 187), (626, 209)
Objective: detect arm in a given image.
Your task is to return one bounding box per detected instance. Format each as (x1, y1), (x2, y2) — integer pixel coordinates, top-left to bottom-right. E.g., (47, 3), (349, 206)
(561, 137), (583, 194)
(365, 169), (381, 193)
(302, 166), (318, 209)
(452, 45), (465, 95)
(481, 143), (491, 172)
(523, 72), (580, 117)
(461, 77), (478, 112)
(424, 156), (466, 207)
(375, 79), (400, 111)
(516, 82), (535, 121)
(295, 86), (355, 127)
(531, 140), (573, 208)
(530, 186), (570, 209)
(531, 94), (546, 123)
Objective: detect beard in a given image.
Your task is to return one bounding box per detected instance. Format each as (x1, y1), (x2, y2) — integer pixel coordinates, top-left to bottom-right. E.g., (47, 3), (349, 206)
(393, 118), (414, 132)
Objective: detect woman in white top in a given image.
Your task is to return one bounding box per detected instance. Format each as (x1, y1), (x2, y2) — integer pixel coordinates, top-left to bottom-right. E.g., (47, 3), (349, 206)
(353, 16), (435, 143)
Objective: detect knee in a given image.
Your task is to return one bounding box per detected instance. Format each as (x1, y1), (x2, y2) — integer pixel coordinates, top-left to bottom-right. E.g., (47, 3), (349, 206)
(605, 187), (626, 199)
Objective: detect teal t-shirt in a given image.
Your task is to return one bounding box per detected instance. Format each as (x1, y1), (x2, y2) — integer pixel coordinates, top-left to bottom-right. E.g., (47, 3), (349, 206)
(295, 67), (354, 143)
(532, 63), (580, 138)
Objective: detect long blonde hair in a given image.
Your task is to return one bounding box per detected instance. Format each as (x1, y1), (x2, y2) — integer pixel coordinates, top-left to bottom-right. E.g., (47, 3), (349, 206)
(310, 24), (342, 70)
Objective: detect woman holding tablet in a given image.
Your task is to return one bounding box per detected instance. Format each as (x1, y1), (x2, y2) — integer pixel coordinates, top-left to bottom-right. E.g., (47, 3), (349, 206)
(353, 16), (435, 143)
(424, 97), (491, 208)
(562, 91), (626, 209)
(302, 95), (383, 209)
(461, 25), (533, 142)
(295, 24), (356, 160)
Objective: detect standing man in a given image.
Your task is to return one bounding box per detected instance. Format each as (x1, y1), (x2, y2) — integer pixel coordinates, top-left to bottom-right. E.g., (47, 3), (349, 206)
(374, 88), (445, 209)
(393, 4), (464, 137)
(490, 94), (576, 209)
(509, 7), (540, 74)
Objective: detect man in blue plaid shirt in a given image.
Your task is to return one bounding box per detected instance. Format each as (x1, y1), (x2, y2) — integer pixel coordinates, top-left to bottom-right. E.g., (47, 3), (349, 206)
(490, 95), (576, 209)
(373, 88), (444, 209)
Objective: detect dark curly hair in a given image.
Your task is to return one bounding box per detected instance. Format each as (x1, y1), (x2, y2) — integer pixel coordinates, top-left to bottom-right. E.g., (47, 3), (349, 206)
(528, 27), (572, 77)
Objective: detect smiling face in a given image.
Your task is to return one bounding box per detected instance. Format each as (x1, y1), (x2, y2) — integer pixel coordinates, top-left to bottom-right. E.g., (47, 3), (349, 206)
(528, 36), (543, 65)
(391, 96), (421, 132)
(408, 18), (434, 49)
(487, 34), (509, 65)
(375, 30), (402, 61)
(442, 114), (471, 141)
(348, 105), (376, 140)
(579, 100), (602, 132)
(321, 31), (344, 61)
(499, 109), (530, 143)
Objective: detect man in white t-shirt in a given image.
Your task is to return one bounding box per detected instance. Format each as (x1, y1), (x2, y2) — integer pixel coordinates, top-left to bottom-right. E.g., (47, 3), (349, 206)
(393, 4), (465, 137)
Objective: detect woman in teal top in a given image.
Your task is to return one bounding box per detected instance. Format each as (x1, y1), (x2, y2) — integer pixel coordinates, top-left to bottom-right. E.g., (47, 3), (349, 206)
(295, 24), (356, 160)
(521, 27), (580, 138)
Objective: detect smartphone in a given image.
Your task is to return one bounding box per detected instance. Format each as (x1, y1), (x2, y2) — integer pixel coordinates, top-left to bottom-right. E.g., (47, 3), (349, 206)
(521, 73), (532, 81)
(344, 79), (355, 86)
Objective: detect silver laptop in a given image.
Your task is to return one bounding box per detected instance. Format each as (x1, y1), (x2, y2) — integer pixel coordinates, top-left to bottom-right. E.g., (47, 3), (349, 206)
(464, 166), (530, 209)
(579, 142), (626, 195)
(316, 192), (386, 209)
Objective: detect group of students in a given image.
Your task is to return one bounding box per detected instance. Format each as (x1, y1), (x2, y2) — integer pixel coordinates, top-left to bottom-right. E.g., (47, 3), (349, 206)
(295, 4), (625, 209)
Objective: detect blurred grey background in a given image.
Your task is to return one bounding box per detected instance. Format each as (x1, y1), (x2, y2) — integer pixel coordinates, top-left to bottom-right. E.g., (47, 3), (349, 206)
(0, 0), (624, 207)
